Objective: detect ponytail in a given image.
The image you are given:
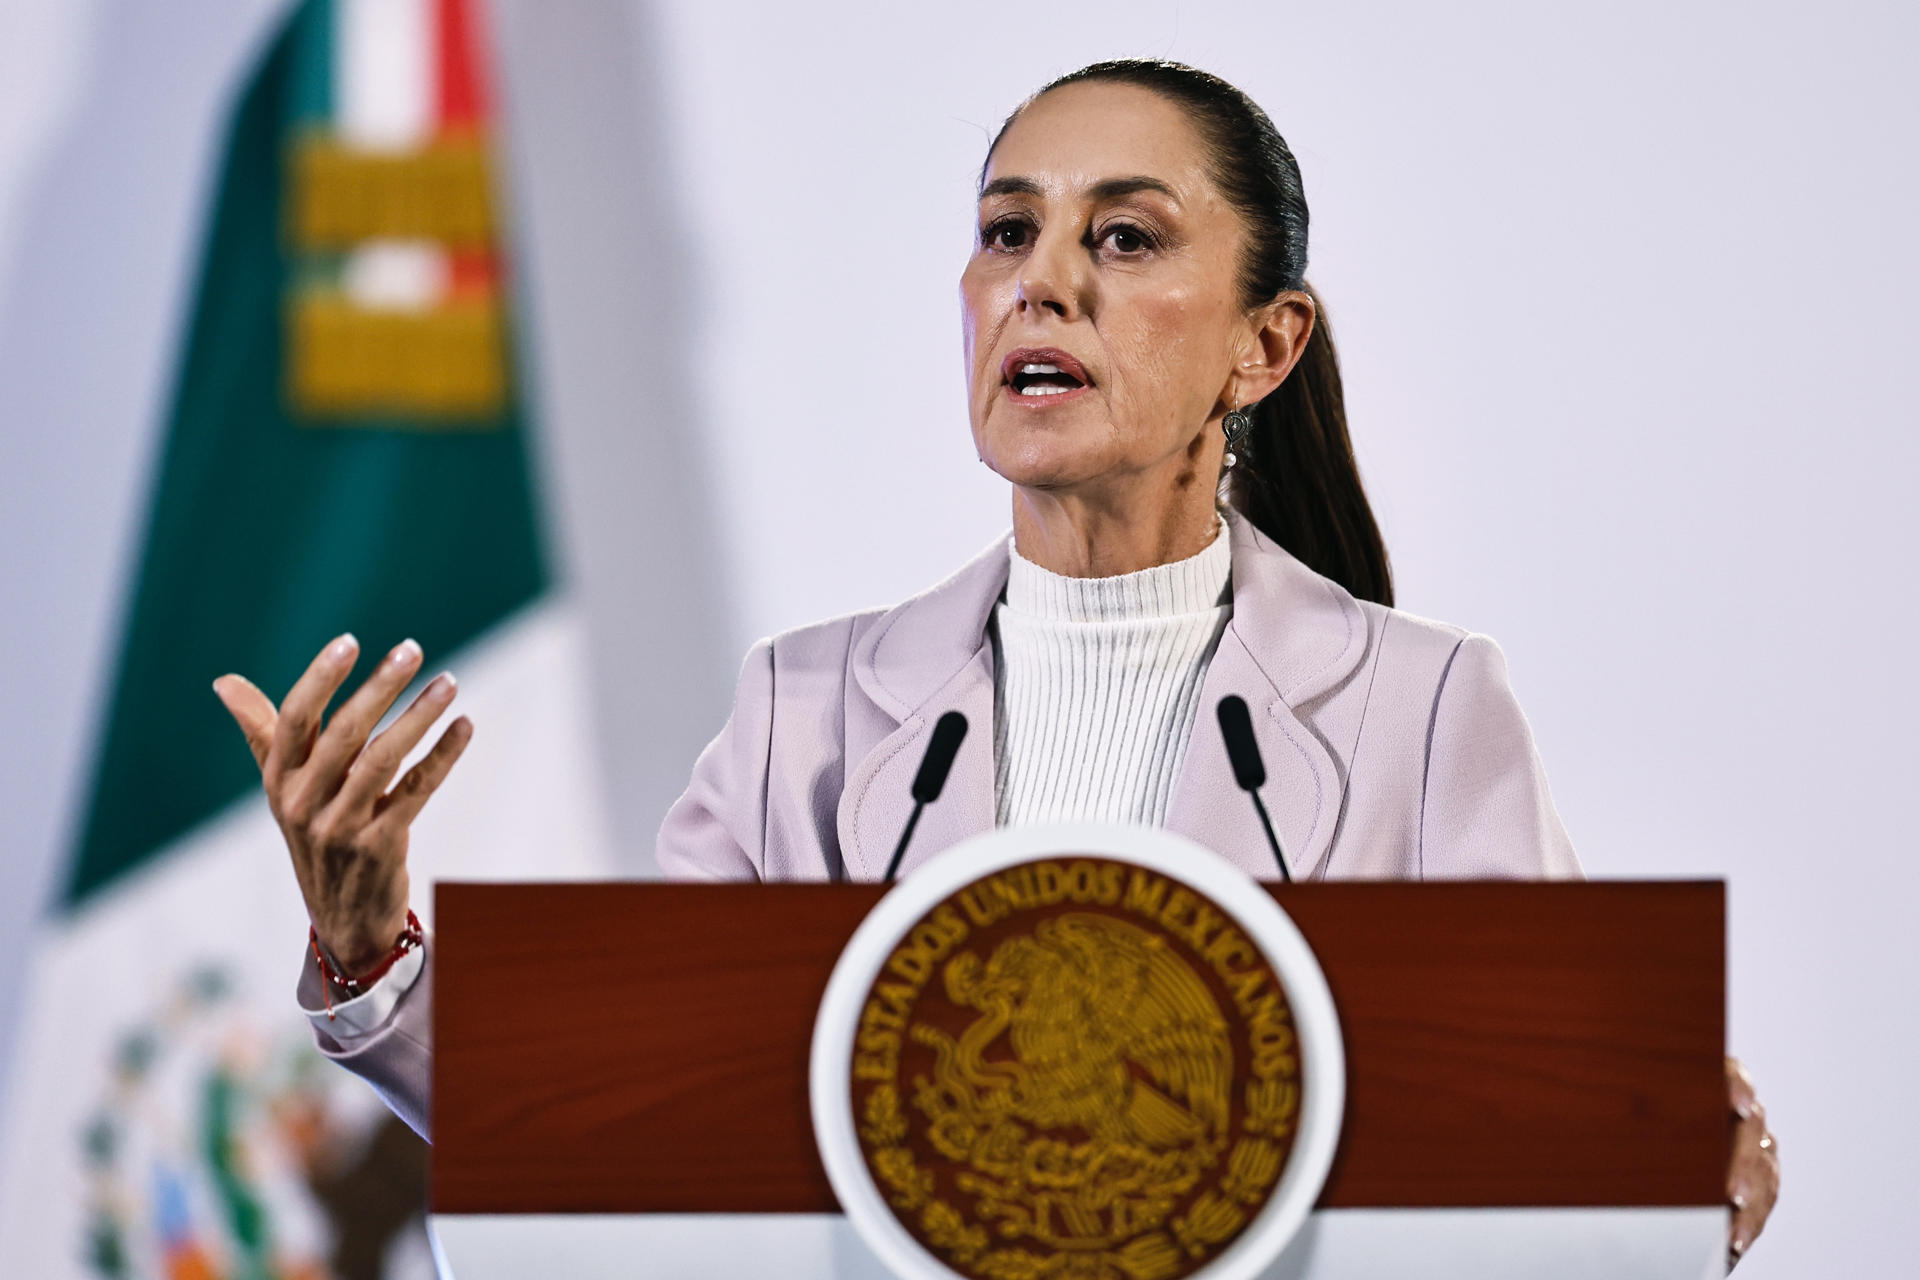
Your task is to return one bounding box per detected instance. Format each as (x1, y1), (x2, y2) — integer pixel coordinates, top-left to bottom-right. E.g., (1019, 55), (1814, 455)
(992, 61), (1394, 606)
(1230, 283), (1394, 606)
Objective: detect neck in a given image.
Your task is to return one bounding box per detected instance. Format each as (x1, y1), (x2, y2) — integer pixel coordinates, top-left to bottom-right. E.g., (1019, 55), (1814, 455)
(1010, 475), (1222, 578)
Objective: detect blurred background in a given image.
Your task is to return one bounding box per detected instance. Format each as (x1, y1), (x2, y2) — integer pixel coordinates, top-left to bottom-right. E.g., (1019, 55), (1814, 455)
(0, 0), (1913, 1276)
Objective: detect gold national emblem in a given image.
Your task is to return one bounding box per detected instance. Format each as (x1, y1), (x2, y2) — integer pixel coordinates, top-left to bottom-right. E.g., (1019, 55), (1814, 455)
(849, 858), (1304, 1280)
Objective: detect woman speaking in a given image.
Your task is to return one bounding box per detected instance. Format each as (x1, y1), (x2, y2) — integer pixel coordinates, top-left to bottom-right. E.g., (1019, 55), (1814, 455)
(213, 60), (1778, 1265)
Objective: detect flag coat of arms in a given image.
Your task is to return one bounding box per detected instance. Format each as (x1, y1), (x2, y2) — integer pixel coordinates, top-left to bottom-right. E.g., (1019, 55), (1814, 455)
(0, 2), (616, 1275)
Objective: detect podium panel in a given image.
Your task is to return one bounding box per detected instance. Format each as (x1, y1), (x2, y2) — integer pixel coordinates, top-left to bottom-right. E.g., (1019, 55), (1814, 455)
(429, 881), (1726, 1276)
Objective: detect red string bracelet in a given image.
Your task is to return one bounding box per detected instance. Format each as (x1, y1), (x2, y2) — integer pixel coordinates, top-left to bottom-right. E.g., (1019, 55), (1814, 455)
(309, 909), (424, 1019)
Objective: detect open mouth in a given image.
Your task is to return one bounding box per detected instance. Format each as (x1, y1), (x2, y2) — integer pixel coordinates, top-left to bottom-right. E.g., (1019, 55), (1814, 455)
(1009, 364), (1086, 396)
(1002, 348), (1091, 400)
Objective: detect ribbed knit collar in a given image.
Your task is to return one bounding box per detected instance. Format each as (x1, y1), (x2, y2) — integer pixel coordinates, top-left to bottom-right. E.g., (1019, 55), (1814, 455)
(1004, 516), (1232, 622)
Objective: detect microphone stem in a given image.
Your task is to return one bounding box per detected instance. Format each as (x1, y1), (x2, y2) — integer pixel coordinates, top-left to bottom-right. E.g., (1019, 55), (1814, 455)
(883, 802), (925, 882)
(1249, 789), (1292, 884)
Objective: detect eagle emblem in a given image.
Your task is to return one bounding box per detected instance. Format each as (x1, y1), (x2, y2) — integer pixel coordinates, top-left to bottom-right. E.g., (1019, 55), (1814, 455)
(851, 859), (1303, 1280)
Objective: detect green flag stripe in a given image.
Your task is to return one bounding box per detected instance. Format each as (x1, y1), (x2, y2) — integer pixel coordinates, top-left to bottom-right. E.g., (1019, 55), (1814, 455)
(287, 0), (330, 127)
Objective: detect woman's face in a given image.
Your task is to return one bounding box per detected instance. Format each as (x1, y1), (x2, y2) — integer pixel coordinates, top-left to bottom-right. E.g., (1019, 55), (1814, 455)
(961, 82), (1274, 497)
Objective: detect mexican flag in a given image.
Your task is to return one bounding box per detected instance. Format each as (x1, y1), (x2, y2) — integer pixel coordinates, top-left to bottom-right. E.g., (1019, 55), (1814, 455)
(0, 1), (615, 1275)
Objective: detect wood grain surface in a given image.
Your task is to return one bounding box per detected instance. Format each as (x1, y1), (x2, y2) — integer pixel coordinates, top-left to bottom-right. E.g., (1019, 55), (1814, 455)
(431, 881), (1724, 1214)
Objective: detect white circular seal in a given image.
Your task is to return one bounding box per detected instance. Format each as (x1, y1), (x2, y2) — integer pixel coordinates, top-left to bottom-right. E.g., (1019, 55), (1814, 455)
(811, 823), (1345, 1280)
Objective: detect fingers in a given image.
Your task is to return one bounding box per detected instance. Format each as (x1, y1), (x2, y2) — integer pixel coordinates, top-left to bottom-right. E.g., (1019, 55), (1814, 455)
(271, 633), (360, 776)
(1726, 1057), (1759, 1117)
(1728, 1119), (1778, 1264)
(298, 637), (425, 806)
(370, 716), (475, 834)
(212, 674), (278, 769)
(1725, 1058), (1780, 1266)
(330, 671), (459, 819)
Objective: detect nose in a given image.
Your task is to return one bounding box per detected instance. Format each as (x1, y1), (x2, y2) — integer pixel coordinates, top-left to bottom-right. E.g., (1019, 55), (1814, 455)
(1014, 225), (1087, 321)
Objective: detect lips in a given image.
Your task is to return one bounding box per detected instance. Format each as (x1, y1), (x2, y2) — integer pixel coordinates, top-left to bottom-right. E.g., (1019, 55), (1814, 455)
(1001, 347), (1092, 398)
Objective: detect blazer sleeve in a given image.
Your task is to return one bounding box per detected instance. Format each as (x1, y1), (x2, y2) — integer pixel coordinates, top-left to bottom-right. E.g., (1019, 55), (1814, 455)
(654, 638), (774, 881)
(296, 932), (434, 1141)
(1419, 633), (1583, 880)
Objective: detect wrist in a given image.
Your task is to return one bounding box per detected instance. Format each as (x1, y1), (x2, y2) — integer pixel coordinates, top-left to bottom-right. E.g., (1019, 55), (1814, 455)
(317, 908), (412, 977)
(325, 939), (393, 978)
(309, 910), (424, 1018)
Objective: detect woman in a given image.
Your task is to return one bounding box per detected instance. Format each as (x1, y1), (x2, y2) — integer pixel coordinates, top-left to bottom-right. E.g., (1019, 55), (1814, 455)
(214, 60), (1778, 1265)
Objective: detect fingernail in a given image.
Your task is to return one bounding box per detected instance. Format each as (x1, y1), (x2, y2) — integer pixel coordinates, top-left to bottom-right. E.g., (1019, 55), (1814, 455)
(390, 638), (421, 666)
(1731, 1233), (1748, 1255)
(430, 671), (456, 695)
(1730, 1191), (1747, 1210)
(1734, 1099), (1754, 1120)
(331, 633), (357, 660)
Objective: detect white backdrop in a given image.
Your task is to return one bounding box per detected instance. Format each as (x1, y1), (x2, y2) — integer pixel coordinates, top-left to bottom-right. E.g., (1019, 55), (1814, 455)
(3, 2), (1916, 1275)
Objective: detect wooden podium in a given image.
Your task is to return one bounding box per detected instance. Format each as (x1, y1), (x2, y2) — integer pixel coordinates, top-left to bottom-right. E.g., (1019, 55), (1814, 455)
(426, 881), (1730, 1278)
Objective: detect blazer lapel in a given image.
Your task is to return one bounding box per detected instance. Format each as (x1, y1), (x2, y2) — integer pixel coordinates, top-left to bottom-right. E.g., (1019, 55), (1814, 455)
(838, 533), (1010, 881)
(1165, 510), (1368, 881)
(838, 652), (998, 881)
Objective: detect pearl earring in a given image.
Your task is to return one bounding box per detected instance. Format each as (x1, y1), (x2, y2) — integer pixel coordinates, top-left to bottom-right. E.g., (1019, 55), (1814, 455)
(1222, 404), (1255, 469)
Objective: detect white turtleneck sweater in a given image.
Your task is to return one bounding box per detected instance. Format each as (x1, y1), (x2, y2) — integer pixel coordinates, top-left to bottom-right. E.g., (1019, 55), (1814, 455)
(991, 518), (1233, 828)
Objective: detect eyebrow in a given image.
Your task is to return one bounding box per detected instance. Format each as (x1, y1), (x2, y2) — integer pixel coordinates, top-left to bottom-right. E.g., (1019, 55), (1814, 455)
(978, 175), (1181, 204)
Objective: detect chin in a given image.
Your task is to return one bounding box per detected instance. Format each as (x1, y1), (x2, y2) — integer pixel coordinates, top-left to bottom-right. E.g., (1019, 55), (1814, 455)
(981, 440), (1108, 490)
(976, 404), (1115, 489)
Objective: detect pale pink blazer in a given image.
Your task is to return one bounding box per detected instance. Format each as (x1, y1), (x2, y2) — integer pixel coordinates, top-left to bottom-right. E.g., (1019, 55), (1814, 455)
(301, 507), (1582, 1137)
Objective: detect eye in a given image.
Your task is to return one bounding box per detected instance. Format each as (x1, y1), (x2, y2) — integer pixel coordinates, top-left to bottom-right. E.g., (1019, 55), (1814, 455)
(981, 215), (1033, 251)
(1097, 222), (1156, 255)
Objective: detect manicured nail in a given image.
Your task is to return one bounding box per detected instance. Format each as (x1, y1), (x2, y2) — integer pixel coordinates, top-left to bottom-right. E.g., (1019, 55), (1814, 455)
(391, 638), (421, 666)
(1730, 1233), (1748, 1255)
(429, 671), (456, 695)
(1730, 1191), (1747, 1210)
(331, 633), (358, 660)
(1734, 1099), (1753, 1120)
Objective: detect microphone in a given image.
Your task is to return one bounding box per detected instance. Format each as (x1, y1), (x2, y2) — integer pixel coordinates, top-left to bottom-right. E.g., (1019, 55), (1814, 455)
(1216, 695), (1291, 883)
(883, 711), (968, 881)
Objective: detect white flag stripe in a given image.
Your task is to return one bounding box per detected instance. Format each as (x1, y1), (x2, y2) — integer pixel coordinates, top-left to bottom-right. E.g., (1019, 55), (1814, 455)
(336, 0), (435, 150)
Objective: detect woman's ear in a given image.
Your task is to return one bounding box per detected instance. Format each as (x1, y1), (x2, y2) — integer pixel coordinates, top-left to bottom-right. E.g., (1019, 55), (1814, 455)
(1229, 290), (1316, 406)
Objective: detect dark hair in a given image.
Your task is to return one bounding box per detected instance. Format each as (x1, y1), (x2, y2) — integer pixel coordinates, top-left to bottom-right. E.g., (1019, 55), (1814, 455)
(983, 60), (1394, 607)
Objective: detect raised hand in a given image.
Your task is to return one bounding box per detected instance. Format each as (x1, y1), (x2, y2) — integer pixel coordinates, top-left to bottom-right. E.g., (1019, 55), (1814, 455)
(212, 633), (472, 975)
